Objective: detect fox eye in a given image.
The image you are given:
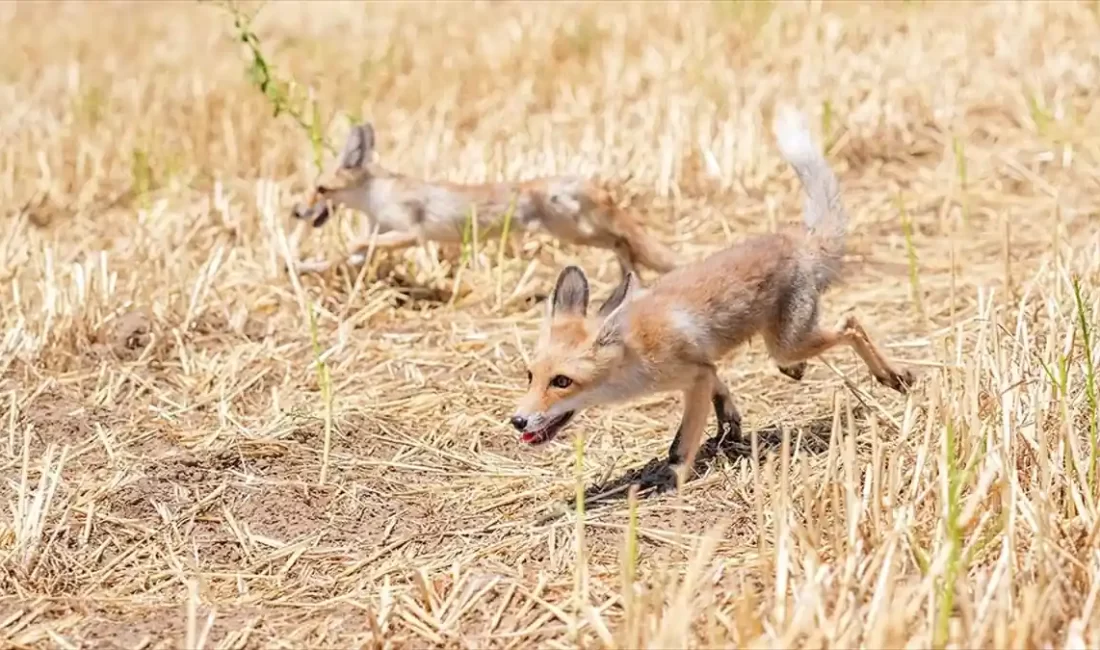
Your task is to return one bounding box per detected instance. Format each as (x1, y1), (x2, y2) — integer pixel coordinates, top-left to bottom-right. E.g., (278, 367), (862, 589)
(316, 186), (331, 195)
(526, 370), (533, 385)
(550, 375), (573, 389)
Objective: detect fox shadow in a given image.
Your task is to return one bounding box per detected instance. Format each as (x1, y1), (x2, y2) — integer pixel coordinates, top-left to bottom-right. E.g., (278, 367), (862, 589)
(566, 415), (838, 514)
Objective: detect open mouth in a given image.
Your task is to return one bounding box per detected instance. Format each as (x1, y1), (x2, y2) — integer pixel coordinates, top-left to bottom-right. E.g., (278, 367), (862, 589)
(520, 411), (575, 446)
(309, 206), (332, 227)
(292, 205), (331, 228)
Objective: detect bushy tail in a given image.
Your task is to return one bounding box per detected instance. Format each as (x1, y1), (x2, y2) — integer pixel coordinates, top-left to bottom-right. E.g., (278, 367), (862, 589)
(772, 104), (847, 288)
(594, 182), (679, 274)
(616, 208), (678, 273)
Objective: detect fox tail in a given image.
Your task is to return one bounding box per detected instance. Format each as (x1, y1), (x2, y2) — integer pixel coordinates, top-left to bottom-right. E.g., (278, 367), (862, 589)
(772, 104), (849, 290)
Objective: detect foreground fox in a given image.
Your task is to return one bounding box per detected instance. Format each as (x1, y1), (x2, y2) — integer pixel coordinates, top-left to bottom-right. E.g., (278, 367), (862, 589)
(291, 123), (677, 278)
(511, 105), (915, 472)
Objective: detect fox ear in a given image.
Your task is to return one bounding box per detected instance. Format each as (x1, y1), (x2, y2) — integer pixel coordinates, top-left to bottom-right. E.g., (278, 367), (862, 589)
(594, 302), (627, 347)
(551, 265), (589, 317)
(596, 272), (636, 319)
(339, 123), (375, 169)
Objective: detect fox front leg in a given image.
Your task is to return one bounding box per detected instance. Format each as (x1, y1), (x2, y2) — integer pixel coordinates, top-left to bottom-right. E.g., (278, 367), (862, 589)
(710, 379), (742, 443)
(666, 366), (723, 472)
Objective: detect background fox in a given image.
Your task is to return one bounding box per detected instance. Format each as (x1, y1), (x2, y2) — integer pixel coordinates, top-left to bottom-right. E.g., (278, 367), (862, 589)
(291, 123), (678, 278)
(510, 104), (915, 473)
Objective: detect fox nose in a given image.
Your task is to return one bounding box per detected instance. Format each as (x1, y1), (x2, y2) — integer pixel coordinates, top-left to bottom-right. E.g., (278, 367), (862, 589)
(292, 203), (330, 227)
(510, 415), (528, 432)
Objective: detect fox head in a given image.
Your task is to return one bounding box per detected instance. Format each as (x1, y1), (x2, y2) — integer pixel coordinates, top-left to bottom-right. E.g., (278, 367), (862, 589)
(511, 265), (638, 446)
(292, 123), (377, 228)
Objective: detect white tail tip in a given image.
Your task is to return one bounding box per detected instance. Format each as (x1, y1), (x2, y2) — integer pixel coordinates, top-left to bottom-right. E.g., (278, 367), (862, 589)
(772, 104), (819, 164)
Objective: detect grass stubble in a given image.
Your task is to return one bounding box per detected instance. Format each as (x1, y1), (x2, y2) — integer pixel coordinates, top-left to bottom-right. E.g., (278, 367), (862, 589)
(2, 0), (1100, 647)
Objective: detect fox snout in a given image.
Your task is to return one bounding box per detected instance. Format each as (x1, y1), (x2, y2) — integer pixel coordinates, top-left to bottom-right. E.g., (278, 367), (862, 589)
(508, 408), (576, 446)
(292, 201), (332, 228)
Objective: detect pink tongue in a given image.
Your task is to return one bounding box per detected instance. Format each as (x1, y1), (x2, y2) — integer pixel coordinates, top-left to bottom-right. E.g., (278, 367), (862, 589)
(521, 432), (537, 444)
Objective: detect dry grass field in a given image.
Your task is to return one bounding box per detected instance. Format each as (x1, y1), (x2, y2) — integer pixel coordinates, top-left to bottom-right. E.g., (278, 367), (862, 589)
(3, 0), (1100, 647)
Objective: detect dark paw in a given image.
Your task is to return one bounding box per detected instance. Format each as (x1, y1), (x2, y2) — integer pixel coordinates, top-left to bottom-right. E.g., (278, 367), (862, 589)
(877, 369), (915, 394)
(711, 394), (742, 443)
(715, 413), (742, 445)
(637, 463), (680, 493)
(663, 462), (695, 488)
(778, 362), (807, 381)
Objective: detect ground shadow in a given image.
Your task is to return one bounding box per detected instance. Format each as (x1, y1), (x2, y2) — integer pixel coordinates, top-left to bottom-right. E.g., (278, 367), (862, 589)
(324, 259), (549, 310)
(565, 415), (839, 515)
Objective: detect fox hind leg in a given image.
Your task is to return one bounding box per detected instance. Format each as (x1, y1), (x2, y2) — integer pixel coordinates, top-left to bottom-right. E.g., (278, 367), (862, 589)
(765, 286), (820, 382)
(767, 292), (914, 394)
(839, 316), (915, 393)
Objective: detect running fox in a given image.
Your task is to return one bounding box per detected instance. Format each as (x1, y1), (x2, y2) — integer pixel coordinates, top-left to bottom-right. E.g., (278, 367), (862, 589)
(510, 105), (915, 472)
(291, 123), (678, 277)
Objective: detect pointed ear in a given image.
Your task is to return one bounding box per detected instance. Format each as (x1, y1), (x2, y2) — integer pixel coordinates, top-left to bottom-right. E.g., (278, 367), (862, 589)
(596, 272), (637, 319)
(339, 123), (375, 169)
(550, 265), (589, 317)
(594, 302), (628, 347)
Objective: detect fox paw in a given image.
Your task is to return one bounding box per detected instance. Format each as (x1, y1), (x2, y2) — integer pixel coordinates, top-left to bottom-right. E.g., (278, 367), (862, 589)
(664, 462), (697, 489)
(778, 362), (807, 382)
(877, 369), (915, 394)
(288, 257), (333, 274)
(716, 413), (742, 444)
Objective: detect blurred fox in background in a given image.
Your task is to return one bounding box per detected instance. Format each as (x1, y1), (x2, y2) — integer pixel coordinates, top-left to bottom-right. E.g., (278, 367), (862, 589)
(291, 123), (678, 280)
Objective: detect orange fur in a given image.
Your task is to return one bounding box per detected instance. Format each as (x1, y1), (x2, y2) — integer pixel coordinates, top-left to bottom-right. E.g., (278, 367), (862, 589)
(511, 105), (915, 473)
(291, 123), (677, 278)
